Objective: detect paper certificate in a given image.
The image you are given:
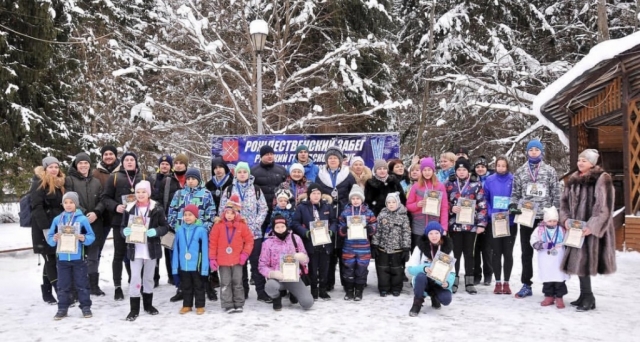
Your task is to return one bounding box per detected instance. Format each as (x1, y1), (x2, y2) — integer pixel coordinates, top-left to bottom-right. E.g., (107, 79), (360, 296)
(427, 251), (455, 283)
(515, 200), (537, 228)
(455, 198), (476, 225)
(310, 220), (331, 246)
(121, 194), (136, 206)
(422, 190), (442, 216)
(492, 212), (510, 238)
(564, 219), (586, 248)
(280, 255), (300, 282)
(57, 225), (78, 254)
(347, 215), (367, 240)
(126, 216), (148, 244)
(161, 231), (175, 250)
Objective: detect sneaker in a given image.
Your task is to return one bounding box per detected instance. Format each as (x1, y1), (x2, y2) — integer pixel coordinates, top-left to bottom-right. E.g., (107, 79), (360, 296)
(257, 293), (273, 303)
(82, 308), (93, 318)
(515, 284), (533, 298)
(540, 296), (555, 306)
(502, 283), (512, 295)
(114, 287), (124, 301)
(179, 307), (192, 314)
(234, 306), (243, 313)
(196, 308), (205, 315)
(53, 310), (67, 320)
(555, 297), (565, 309)
(224, 307), (235, 314)
(493, 283), (503, 294)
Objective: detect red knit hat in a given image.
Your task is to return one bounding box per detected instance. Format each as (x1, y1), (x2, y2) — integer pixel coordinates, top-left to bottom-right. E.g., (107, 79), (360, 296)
(184, 204), (199, 218)
(225, 194), (242, 213)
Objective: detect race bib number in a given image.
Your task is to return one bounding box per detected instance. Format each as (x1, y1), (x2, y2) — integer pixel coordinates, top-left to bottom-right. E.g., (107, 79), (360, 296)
(492, 196), (510, 210)
(525, 183), (547, 198)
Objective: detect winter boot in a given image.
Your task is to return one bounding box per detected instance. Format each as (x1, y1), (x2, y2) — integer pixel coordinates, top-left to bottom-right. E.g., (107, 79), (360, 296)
(53, 310), (67, 320)
(179, 307), (192, 314)
(430, 294), (441, 310)
(258, 292), (273, 303)
(142, 293), (159, 315)
(196, 307), (205, 315)
(465, 276), (477, 295)
(89, 273), (105, 296)
(272, 295), (283, 311)
(570, 294), (584, 307)
(126, 297), (141, 321)
(289, 292), (299, 304)
(576, 293), (596, 312)
(354, 284), (364, 301)
(114, 286), (124, 301)
(41, 284), (57, 305)
(344, 285), (355, 301)
(452, 276), (459, 294)
(409, 297), (424, 317)
(311, 288), (319, 301)
(502, 283), (512, 295)
(555, 297), (565, 309)
(493, 282), (503, 295)
(473, 275), (482, 285)
(540, 296), (555, 306)
(483, 275), (492, 286)
(169, 289), (183, 302)
(82, 307), (93, 318)
(319, 288), (331, 301)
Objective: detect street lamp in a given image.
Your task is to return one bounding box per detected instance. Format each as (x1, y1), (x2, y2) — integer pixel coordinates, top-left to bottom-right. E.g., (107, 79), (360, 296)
(250, 19), (268, 135)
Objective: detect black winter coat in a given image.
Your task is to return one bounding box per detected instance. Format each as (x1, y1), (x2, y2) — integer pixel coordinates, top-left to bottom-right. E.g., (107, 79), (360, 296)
(315, 167), (357, 217)
(121, 200), (168, 260)
(364, 175), (407, 216)
(205, 174), (234, 211)
(152, 173), (184, 215)
(30, 173), (64, 255)
(291, 200), (338, 255)
(251, 162), (288, 211)
(101, 169), (148, 227)
(65, 167), (105, 241)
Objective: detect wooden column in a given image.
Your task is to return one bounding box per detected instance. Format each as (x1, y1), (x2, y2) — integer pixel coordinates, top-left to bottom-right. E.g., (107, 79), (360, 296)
(627, 99), (640, 215)
(622, 69), (632, 215)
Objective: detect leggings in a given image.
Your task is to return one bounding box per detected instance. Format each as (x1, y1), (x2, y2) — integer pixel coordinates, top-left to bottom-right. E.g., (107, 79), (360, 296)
(491, 224), (518, 281)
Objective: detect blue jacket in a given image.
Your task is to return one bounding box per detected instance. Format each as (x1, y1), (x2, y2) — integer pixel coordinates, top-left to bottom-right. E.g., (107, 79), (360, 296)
(484, 172), (515, 225)
(436, 168), (454, 184)
(167, 185), (216, 231)
(172, 222), (210, 276)
(290, 157), (319, 182)
(47, 210), (95, 261)
(291, 199), (338, 254)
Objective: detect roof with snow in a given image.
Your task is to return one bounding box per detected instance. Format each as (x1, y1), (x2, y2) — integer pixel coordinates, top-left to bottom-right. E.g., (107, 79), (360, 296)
(534, 31), (640, 129)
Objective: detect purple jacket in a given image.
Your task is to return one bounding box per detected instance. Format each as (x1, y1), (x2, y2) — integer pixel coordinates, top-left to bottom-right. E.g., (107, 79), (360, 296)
(484, 172), (515, 225)
(258, 232), (308, 279)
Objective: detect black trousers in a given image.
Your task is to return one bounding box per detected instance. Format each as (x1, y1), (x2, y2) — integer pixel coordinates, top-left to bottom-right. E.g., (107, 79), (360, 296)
(519, 219), (541, 286)
(491, 224), (518, 281)
(308, 248), (330, 290)
(180, 270), (205, 308)
(411, 234), (421, 254)
(43, 253), (58, 286)
(375, 251), (404, 293)
(542, 281), (568, 298)
(451, 231), (477, 276)
(327, 248), (345, 288)
(473, 227), (493, 280)
(112, 225), (128, 287)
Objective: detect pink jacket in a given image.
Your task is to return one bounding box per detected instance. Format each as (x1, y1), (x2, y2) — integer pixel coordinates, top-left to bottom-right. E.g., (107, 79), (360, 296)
(258, 232), (308, 279)
(406, 180), (449, 230)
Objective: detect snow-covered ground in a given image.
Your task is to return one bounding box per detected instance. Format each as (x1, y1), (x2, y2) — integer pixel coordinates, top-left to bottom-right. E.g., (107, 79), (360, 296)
(1, 222), (638, 341)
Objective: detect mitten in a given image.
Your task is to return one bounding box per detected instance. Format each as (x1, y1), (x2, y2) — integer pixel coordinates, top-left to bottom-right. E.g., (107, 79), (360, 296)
(239, 252), (249, 265)
(123, 227), (132, 236)
(370, 245), (379, 259)
(269, 270), (284, 280)
(146, 228), (157, 237)
(532, 241), (544, 250)
(401, 248), (411, 263)
(209, 259), (218, 271)
(508, 203), (522, 215)
(293, 252), (308, 263)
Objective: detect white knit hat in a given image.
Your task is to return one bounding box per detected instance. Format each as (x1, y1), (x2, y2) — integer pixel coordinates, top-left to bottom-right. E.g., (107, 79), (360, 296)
(350, 156), (365, 166)
(543, 206), (559, 223)
(290, 163), (305, 174)
(578, 149), (599, 166)
(349, 184), (365, 202)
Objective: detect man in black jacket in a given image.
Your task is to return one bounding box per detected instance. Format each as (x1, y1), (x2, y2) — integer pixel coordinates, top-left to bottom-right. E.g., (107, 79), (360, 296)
(250, 145), (288, 233)
(205, 157), (234, 210)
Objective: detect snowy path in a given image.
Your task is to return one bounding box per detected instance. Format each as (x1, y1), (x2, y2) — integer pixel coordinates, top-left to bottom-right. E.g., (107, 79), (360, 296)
(0, 223), (638, 341)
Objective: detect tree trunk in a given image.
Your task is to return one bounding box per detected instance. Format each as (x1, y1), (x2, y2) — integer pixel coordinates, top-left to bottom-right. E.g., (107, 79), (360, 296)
(414, 2), (436, 156)
(597, 0), (610, 42)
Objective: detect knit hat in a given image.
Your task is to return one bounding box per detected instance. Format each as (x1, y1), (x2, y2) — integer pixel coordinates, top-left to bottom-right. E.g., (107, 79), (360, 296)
(579, 149), (599, 166)
(235, 162), (251, 175)
(296, 145), (309, 154)
(100, 145), (117, 158)
(454, 147), (469, 157)
(386, 192), (401, 205)
(185, 168), (202, 183)
(260, 145), (275, 158)
(135, 180), (152, 195)
(373, 159), (388, 172)
(290, 163), (305, 174)
(72, 152), (91, 168)
(174, 153), (189, 167)
(543, 206), (559, 223)
(276, 189), (292, 201)
(526, 139), (544, 153)
(306, 183), (322, 198)
(225, 194), (242, 212)
(42, 156), (60, 168)
(158, 155), (173, 167)
(420, 157), (436, 171)
(473, 156), (488, 169)
(455, 157), (472, 172)
(424, 221), (444, 236)
(324, 146), (344, 164)
(120, 151), (138, 168)
(350, 156), (365, 166)
(271, 213), (288, 228)
(184, 204), (200, 218)
(62, 192), (80, 208)
(349, 184), (365, 202)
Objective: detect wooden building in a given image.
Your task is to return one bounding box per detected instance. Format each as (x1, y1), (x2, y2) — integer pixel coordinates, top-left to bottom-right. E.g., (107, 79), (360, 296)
(534, 32), (640, 251)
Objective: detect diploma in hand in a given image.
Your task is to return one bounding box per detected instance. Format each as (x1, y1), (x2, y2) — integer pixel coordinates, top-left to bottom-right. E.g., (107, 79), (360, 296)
(280, 254), (300, 282)
(422, 190), (442, 216)
(515, 200), (537, 228)
(564, 219), (586, 248)
(161, 231), (175, 250)
(57, 225), (78, 254)
(347, 215), (367, 240)
(126, 216), (148, 244)
(455, 198), (476, 225)
(310, 220), (331, 246)
(428, 251), (455, 283)
(492, 212), (510, 238)
(121, 194), (136, 206)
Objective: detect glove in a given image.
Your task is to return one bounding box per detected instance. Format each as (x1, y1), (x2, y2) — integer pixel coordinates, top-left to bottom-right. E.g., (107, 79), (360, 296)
(269, 270), (284, 280)
(305, 230), (311, 239)
(239, 252), (249, 265)
(401, 249), (411, 263)
(532, 241), (544, 250)
(209, 259), (218, 271)
(123, 227), (132, 237)
(146, 228), (157, 237)
(172, 274), (181, 289)
(370, 245), (379, 259)
(508, 203), (522, 215)
(294, 252), (308, 263)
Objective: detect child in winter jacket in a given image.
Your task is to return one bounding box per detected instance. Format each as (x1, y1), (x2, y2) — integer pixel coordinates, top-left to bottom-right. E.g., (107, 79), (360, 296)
(266, 189), (295, 236)
(530, 206), (569, 309)
(260, 214), (314, 311)
(172, 204), (210, 315)
(372, 192), (411, 297)
(47, 192), (96, 320)
(209, 195), (254, 313)
(406, 221), (455, 317)
(339, 184), (377, 301)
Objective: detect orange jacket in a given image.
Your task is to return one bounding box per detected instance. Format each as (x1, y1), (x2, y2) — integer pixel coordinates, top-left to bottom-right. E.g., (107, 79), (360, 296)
(209, 217), (254, 266)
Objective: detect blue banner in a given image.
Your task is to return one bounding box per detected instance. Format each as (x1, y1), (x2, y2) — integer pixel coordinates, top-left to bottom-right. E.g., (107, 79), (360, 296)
(211, 133), (399, 169)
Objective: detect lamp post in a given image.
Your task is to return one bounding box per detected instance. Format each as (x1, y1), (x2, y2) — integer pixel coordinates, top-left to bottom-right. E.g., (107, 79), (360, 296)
(250, 19), (268, 135)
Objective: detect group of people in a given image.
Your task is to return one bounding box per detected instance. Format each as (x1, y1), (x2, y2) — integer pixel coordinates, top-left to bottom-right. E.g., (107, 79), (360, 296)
(30, 139), (617, 320)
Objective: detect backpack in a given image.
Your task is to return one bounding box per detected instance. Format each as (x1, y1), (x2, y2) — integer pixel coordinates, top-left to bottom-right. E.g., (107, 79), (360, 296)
(19, 194), (32, 227)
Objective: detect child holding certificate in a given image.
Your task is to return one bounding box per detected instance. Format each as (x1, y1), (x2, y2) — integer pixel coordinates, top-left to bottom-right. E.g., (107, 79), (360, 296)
(530, 206), (569, 309)
(260, 215), (314, 311)
(406, 222), (455, 317)
(172, 204), (210, 315)
(209, 195), (254, 313)
(121, 180), (169, 321)
(291, 183), (338, 301)
(338, 184), (377, 301)
(372, 192), (411, 297)
(46, 192), (96, 320)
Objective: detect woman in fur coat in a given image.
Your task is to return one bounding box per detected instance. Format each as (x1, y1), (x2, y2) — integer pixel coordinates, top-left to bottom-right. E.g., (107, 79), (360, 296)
(559, 149), (616, 312)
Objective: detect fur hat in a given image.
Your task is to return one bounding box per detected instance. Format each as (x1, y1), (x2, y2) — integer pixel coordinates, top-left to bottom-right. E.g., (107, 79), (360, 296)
(276, 189), (293, 201)
(185, 168), (202, 183)
(373, 159), (388, 172)
(455, 157), (472, 172)
(174, 153), (189, 167)
(260, 145), (275, 158)
(324, 146), (344, 164)
(290, 163), (305, 174)
(62, 192), (80, 208)
(184, 204), (200, 219)
(579, 149), (599, 166)
(420, 157), (436, 171)
(424, 221), (443, 236)
(158, 155), (173, 167)
(543, 206), (559, 223)
(135, 180), (152, 195)
(349, 184), (365, 202)
(42, 156), (60, 168)
(235, 162), (251, 176)
(350, 156), (365, 166)
(225, 194), (242, 213)
(100, 145), (117, 158)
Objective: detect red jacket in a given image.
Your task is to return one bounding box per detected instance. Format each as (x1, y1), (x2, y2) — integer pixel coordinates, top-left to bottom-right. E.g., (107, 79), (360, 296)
(209, 217), (254, 266)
